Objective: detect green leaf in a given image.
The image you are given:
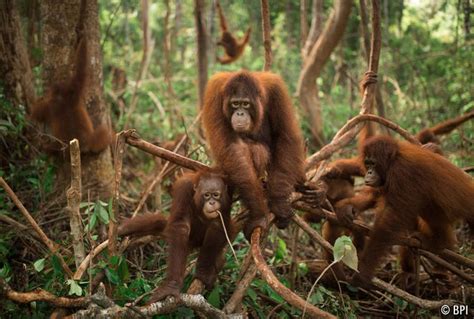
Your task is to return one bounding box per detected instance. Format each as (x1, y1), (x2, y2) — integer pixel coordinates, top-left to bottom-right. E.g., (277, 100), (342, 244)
(246, 287), (257, 302)
(33, 258), (45, 272)
(298, 262), (308, 276)
(80, 202), (93, 208)
(105, 267), (120, 285)
(333, 236), (358, 271)
(207, 285), (221, 308)
(85, 213), (97, 232)
(67, 279), (83, 296)
(108, 198), (116, 223)
(310, 288), (324, 304)
(96, 204), (109, 224)
(117, 257), (130, 281)
(51, 255), (63, 276)
(275, 238), (287, 260)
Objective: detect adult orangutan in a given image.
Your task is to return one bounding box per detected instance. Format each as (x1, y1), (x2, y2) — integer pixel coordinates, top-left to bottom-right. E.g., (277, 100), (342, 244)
(336, 136), (474, 288)
(202, 71), (306, 239)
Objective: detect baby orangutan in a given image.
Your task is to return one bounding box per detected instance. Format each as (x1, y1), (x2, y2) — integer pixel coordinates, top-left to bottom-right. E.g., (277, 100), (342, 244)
(118, 169), (233, 303)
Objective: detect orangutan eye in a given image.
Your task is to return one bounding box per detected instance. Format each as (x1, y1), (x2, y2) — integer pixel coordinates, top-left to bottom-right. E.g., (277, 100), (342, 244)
(204, 193), (211, 199)
(213, 192), (221, 198)
(242, 102), (250, 108)
(231, 101), (240, 108)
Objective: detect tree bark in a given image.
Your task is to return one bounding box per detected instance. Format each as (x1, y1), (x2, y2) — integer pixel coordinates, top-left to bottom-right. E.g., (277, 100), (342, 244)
(301, 0), (324, 60)
(297, 0), (353, 147)
(0, 0), (36, 109)
(163, 0), (175, 97)
(194, 0), (208, 108)
(261, 0), (273, 71)
(40, 0), (114, 199)
(300, 0), (308, 49)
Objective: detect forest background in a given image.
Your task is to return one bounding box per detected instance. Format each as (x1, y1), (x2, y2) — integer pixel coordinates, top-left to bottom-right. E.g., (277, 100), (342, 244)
(0, 0), (472, 318)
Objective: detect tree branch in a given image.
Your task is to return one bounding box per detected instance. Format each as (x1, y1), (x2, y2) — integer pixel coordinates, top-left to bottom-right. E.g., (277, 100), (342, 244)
(0, 177), (73, 278)
(251, 228), (336, 318)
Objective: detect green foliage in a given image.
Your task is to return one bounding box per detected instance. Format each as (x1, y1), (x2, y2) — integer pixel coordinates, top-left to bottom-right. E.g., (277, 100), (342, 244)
(333, 235), (358, 271)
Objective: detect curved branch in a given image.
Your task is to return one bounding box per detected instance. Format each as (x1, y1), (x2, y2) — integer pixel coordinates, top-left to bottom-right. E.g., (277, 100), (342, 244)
(333, 114), (420, 142)
(305, 114), (420, 169)
(251, 228), (336, 319)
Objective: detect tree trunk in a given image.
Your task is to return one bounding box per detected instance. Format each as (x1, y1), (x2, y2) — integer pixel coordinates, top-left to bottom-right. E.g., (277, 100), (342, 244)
(261, 0), (273, 71)
(297, 0), (352, 147)
(163, 0), (175, 97)
(40, 0), (113, 200)
(194, 0), (208, 109)
(0, 0), (36, 109)
(300, 0), (308, 49)
(302, 0), (324, 59)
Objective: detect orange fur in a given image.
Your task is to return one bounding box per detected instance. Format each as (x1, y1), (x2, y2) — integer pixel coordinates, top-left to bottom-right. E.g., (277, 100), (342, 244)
(216, 1), (251, 65)
(31, 38), (113, 153)
(346, 136), (474, 286)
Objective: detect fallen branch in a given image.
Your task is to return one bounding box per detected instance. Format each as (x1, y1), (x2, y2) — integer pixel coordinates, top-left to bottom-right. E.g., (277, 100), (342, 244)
(291, 214), (458, 310)
(293, 201), (474, 270)
(69, 293), (241, 319)
(73, 240), (109, 281)
(251, 228), (336, 319)
(0, 177), (73, 278)
(371, 278), (455, 310)
(0, 277), (88, 308)
(0, 214), (41, 240)
(223, 262), (257, 314)
(419, 250), (474, 283)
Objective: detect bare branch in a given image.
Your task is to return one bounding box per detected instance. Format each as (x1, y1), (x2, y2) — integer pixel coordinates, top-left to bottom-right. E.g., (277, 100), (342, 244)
(0, 177), (73, 278)
(251, 228), (336, 319)
(124, 130), (208, 171)
(108, 132), (126, 256)
(69, 293), (239, 319)
(305, 114), (420, 169)
(67, 139), (86, 267)
(0, 277), (88, 308)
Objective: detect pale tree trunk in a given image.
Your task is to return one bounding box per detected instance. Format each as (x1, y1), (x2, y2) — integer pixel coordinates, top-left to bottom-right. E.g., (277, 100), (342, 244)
(207, 0), (216, 66)
(297, 0), (352, 147)
(301, 0), (324, 59)
(0, 0), (36, 109)
(163, 0), (175, 97)
(194, 0), (208, 108)
(40, 0), (114, 200)
(300, 0), (308, 49)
